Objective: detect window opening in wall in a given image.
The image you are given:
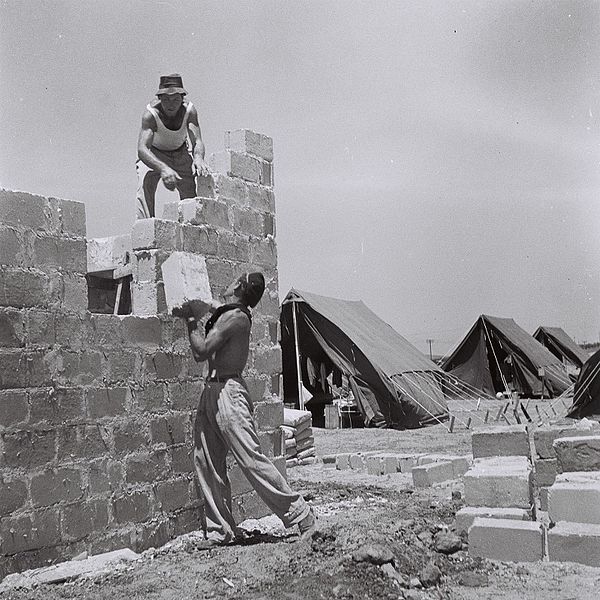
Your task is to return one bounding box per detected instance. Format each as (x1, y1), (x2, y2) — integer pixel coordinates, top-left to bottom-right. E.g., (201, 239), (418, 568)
(86, 264), (132, 315)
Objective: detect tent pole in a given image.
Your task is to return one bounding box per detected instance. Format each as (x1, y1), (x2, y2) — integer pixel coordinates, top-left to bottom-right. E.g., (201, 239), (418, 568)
(292, 302), (304, 410)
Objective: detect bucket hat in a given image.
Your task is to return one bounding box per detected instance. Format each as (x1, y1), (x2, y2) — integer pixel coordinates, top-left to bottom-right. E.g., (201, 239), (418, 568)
(157, 73), (187, 96)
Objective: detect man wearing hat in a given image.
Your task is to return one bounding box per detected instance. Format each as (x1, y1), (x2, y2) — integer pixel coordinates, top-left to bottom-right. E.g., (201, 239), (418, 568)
(179, 272), (316, 546)
(136, 73), (210, 219)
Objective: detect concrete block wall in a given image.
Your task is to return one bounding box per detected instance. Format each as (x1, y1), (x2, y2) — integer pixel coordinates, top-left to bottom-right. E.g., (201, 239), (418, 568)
(0, 129), (284, 578)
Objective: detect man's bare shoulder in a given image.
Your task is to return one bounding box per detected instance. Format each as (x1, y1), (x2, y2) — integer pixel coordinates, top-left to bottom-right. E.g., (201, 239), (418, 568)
(213, 308), (251, 332)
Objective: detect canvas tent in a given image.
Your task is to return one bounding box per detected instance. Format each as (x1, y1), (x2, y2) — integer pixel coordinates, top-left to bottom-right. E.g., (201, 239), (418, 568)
(533, 326), (588, 370)
(442, 315), (571, 398)
(280, 289), (449, 429)
(567, 348), (600, 418)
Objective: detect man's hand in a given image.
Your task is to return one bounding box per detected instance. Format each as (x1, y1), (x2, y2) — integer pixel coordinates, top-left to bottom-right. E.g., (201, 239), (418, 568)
(186, 299), (213, 320)
(194, 158), (210, 178)
(161, 166), (182, 191)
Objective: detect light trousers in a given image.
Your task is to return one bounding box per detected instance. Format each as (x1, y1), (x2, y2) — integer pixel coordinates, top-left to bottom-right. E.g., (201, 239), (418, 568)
(193, 378), (309, 541)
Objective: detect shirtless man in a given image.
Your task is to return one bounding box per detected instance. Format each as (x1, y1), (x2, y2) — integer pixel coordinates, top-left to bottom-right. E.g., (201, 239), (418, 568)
(182, 272), (315, 545)
(136, 73), (210, 219)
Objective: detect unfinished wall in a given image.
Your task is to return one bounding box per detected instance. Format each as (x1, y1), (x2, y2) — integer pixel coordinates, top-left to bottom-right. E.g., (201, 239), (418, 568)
(0, 129), (283, 578)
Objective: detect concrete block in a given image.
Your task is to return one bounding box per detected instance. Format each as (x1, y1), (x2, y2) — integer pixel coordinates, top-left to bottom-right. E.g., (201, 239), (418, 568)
(553, 435), (600, 473)
(86, 234), (132, 273)
(454, 507), (531, 534)
(210, 150), (261, 183)
(260, 160), (273, 186)
(254, 400), (284, 429)
(60, 499), (109, 541)
(471, 424), (530, 458)
(134, 249), (168, 283)
(0, 189), (51, 231)
(252, 345), (282, 375)
(33, 235), (87, 272)
(336, 453), (351, 470)
(0, 227), (26, 267)
(87, 387), (128, 419)
(464, 456), (532, 508)
(131, 281), (167, 315)
(225, 129), (274, 162)
(533, 420), (600, 459)
(468, 517), (544, 562)
(534, 458), (557, 487)
(30, 468), (84, 507)
(539, 486), (550, 511)
(412, 461), (455, 487)
(366, 455), (384, 475)
(0, 267), (50, 309)
(1, 429), (56, 468)
(248, 184), (275, 212)
(112, 491), (151, 524)
(150, 414), (188, 445)
(131, 218), (179, 251)
(548, 471), (600, 524)
(547, 521), (600, 567)
(161, 252), (212, 312)
(195, 173), (216, 199)
(121, 316), (162, 348)
(125, 451), (169, 484)
(48, 197), (87, 238)
(216, 230), (250, 262)
(0, 510), (60, 555)
(232, 206), (264, 237)
(0, 389), (28, 426)
(250, 237), (277, 268)
(0, 478), (28, 517)
(162, 200), (179, 221)
(214, 174), (248, 205)
(398, 454), (420, 473)
(418, 454), (472, 478)
(154, 478), (191, 512)
(180, 198), (230, 229)
(349, 454), (366, 470)
(180, 224), (218, 255)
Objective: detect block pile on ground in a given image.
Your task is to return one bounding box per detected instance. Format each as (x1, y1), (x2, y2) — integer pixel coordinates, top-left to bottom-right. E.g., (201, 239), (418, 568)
(330, 450), (472, 484)
(546, 429), (600, 566)
(282, 408), (315, 468)
(461, 424), (541, 562)
(460, 419), (600, 566)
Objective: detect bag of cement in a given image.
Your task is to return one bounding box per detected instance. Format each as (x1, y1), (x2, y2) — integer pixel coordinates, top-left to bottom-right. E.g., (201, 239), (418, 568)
(281, 425), (295, 439)
(298, 456), (317, 466)
(295, 426), (313, 443)
(297, 446), (316, 460)
(283, 408), (312, 429)
(296, 437), (314, 453)
(285, 438), (297, 450)
(286, 458), (299, 468)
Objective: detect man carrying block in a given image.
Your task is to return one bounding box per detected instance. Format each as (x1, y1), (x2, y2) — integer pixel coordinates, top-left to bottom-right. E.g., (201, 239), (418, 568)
(180, 272), (316, 545)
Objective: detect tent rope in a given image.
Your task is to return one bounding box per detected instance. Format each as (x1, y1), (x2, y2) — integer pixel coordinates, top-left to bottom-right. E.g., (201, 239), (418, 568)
(389, 377), (457, 431)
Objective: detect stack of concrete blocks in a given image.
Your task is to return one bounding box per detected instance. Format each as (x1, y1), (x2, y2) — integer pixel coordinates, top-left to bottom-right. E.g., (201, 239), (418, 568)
(532, 419), (599, 512)
(546, 433), (600, 566)
(0, 129), (284, 579)
(460, 425), (544, 562)
(411, 453), (472, 487)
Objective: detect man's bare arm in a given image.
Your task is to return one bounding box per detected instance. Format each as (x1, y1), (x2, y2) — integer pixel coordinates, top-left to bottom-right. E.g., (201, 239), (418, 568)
(187, 106), (210, 176)
(137, 111), (182, 189)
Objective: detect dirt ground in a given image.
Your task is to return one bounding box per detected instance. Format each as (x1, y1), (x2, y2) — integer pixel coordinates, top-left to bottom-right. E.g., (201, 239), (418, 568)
(2, 410), (600, 600)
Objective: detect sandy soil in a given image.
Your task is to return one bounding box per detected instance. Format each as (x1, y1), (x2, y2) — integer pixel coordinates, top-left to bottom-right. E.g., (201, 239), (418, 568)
(2, 412), (599, 600)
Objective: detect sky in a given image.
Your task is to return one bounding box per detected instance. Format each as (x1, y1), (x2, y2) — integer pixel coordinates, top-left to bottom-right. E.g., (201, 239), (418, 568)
(1, 0), (599, 355)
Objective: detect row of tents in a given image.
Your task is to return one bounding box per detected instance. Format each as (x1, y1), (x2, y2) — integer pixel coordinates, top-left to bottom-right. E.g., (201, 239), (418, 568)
(280, 289), (598, 429)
